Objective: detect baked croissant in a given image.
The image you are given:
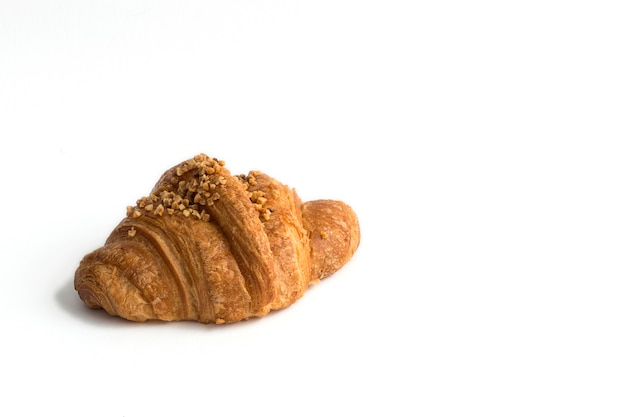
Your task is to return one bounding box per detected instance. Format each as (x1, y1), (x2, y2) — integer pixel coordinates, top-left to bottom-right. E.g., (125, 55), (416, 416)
(74, 154), (360, 324)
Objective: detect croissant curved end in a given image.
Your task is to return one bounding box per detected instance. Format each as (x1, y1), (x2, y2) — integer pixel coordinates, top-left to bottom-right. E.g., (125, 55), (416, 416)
(302, 200), (361, 281)
(75, 257), (157, 322)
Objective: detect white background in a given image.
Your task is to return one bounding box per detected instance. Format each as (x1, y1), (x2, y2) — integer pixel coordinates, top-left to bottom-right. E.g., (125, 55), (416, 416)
(1, 1), (625, 416)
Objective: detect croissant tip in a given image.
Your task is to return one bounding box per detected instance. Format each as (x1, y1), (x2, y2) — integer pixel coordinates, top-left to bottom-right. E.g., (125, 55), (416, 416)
(76, 286), (102, 310)
(302, 199), (360, 280)
(74, 266), (111, 313)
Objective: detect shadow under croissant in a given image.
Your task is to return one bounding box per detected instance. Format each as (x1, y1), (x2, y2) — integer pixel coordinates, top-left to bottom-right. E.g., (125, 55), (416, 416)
(56, 278), (292, 329)
(56, 278), (155, 327)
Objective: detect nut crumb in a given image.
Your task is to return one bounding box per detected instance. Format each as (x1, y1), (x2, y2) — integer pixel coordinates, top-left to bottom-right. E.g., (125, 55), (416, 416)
(320, 231), (329, 239)
(124, 154), (255, 224)
(128, 227), (136, 237)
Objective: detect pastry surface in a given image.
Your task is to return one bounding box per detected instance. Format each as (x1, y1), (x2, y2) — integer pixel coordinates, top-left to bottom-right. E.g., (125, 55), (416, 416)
(75, 154), (360, 324)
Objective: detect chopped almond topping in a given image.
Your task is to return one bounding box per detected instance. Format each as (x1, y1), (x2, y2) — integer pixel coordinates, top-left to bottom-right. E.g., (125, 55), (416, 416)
(126, 154), (274, 224)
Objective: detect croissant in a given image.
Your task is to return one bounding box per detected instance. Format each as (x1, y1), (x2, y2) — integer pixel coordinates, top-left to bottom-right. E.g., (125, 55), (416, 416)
(74, 153), (360, 324)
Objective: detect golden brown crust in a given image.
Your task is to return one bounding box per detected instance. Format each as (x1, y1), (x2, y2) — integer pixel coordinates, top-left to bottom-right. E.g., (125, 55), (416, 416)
(302, 200), (360, 281)
(74, 154), (360, 324)
(246, 172), (312, 310)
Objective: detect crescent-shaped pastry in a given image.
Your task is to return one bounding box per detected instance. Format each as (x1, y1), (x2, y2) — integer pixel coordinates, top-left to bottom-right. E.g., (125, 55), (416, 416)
(75, 154), (360, 324)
